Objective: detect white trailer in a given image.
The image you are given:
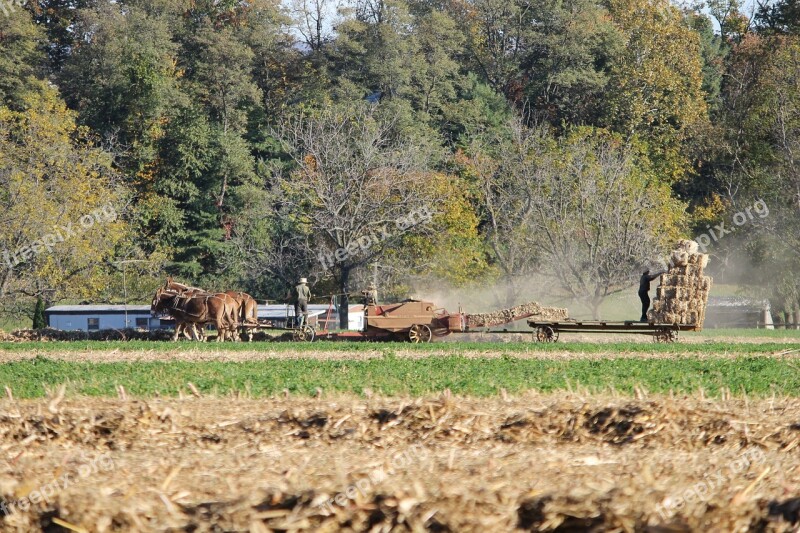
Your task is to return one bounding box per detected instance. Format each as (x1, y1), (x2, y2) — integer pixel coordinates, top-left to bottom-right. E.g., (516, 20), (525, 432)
(45, 305), (165, 331)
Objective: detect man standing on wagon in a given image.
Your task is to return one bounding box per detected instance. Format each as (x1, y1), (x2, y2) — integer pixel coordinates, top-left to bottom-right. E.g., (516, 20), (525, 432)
(295, 277), (312, 327)
(361, 283), (378, 306)
(639, 269), (666, 322)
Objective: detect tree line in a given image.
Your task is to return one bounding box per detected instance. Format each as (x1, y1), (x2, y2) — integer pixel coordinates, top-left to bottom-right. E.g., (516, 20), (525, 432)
(0, 0), (798, 321)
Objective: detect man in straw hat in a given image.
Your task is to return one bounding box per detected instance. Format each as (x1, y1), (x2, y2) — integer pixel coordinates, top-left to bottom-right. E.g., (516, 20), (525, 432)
(294, 277), (312, 327)
(638, 269), (665, 322)
(361, 283), (378, 306)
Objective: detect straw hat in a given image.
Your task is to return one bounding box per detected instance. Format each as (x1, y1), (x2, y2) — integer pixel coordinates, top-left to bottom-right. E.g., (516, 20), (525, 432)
(299, 277), (307, 284)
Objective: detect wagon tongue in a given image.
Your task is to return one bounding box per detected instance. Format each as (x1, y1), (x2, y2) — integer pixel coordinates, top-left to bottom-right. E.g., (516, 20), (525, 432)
(465, 302), (568, 328)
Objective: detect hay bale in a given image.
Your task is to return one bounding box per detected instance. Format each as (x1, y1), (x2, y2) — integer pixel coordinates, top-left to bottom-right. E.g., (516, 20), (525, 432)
(662, 274), (693, 287)
(676, 239), (699, 254)
(685, 253), (709, 274)
(671, 265), (689, 276)
(649, 242), (712, 327)
(467, 302), (568, 328)
(670, 251), (689, 267)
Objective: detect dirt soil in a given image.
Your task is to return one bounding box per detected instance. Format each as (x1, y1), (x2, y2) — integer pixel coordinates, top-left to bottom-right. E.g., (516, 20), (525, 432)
(1, 393), (800, 532)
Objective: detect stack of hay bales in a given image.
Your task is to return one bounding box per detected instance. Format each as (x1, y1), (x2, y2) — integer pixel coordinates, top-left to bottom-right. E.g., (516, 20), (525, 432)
(467, 302), (568, 328)
(647, 239), (712, 326)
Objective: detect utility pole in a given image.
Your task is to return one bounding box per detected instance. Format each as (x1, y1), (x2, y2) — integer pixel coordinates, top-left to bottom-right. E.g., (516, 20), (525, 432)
(113, 260), (148, 328)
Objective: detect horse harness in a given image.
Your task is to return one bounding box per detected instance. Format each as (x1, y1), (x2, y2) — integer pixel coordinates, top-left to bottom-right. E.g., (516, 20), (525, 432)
(164, 291), (225, 319)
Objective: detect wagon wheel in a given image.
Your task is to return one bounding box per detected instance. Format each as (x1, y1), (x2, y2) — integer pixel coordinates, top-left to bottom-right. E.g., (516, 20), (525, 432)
(292, 324), (316, 342)
(536, 326), (558, 343)
(408, 324), (433, 343)
(652, 329), (665, 343)
(652, 328), (677, 343)
(667, 328), (678, 343)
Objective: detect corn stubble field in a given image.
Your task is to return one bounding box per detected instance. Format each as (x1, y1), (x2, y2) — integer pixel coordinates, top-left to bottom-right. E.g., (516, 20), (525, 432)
(2, 337), (800, 532)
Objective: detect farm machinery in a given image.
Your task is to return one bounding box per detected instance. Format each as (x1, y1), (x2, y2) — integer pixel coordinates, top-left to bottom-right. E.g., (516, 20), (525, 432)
(286, 296), (703, 344)
(164, 237), (711, 345)
(303, 299), (568, 343)
(321, 300), (463, 343)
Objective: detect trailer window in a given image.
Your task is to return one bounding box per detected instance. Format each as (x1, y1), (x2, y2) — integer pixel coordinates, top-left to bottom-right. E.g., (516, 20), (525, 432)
(136, 317), (149, 330)
(87, 318), (100, 330)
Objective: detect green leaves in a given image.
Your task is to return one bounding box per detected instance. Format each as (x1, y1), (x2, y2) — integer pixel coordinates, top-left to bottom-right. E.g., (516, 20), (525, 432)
(0, 7), (47, 108)
(1, 0), (793, 313)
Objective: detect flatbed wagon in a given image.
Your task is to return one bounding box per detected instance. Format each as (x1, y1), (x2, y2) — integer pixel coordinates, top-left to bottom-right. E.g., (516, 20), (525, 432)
(527, 320), (701, 343)
(246, 300), (702, 344)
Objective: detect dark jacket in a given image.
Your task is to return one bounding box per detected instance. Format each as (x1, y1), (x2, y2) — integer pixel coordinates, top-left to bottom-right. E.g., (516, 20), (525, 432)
(639, 271), (664, 294)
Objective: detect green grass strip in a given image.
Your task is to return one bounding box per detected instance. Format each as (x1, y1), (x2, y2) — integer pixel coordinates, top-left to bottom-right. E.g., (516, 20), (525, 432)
(0, 339), (797, 355)
(1, 356), (798, 398)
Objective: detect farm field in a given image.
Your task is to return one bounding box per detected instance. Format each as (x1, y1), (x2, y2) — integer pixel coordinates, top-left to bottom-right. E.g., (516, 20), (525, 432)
(0, 338), (798, 398)
(1, 393), (800, 532)
(1, 335), (800, 531)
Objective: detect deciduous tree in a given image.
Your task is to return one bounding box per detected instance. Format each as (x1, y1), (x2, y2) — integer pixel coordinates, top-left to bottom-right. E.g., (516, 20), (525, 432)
(0, 6), (47, 108)
(602, 0), (708, 182)
(275, 104), (440, 326)
(0, 88), (130, 305)
(468, 116), (685, 316)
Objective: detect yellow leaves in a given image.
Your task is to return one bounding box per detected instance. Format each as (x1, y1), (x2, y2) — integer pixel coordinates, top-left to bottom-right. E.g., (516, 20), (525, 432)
(606, 0), (707, 133)
(601, 0), (707, 184)
(171, 57), (185, 79)
(0, 89), (130, 301)
(303, 153), (318, 172)
(400, 171), (488, 285)
(692, 193), (728, 227)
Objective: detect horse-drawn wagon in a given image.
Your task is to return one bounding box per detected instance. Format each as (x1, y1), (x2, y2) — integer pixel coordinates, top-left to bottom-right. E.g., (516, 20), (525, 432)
(152, 276), (571, 343)
(527, 319), (701, 343)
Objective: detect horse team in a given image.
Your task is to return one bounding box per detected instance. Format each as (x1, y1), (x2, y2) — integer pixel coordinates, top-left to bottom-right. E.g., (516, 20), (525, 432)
(150, 278), (259, 341)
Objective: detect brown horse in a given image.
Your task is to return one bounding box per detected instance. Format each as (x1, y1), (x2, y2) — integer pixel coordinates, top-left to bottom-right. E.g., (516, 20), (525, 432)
(151, 287), (237, 342)
(161, 279), (240, 341)
(224, 291), (259, 341)
(164, 277), (204, 293)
